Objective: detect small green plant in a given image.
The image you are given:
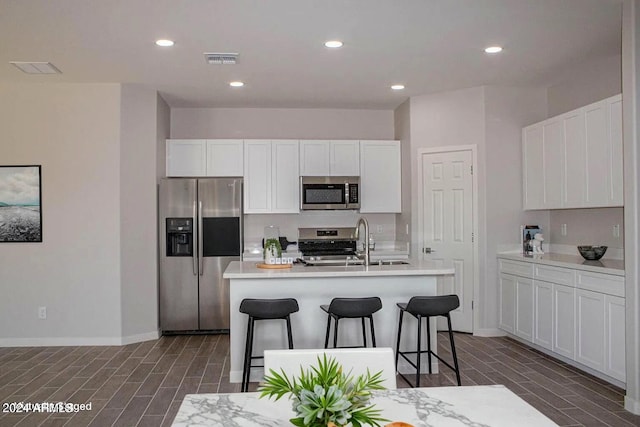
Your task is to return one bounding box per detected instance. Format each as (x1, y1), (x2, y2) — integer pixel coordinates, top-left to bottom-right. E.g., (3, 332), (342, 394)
(258, 355), (389, 427)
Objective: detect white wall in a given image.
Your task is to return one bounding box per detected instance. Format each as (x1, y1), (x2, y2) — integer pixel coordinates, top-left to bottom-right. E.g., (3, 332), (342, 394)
(547, 54), (622, 117)
(120, 84), (161, 342)
(171, 108), (394, 140)
(394, 100), (411, 244)
(0, 83), (123, 345)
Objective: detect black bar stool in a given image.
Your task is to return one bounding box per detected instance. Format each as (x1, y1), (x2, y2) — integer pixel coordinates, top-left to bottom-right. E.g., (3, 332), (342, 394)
(239, 298), (299, 392)
(320, 297), (382, 348)
(395, 295), (461, 387)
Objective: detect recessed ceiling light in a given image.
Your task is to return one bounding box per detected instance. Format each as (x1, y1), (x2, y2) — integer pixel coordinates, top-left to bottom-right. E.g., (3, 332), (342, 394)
(484, 46), (503, 54)
(156, 39), (174, 47)
(391, 84), (405, 90)
(229, 81), (244, 87)
(324, 40), (343, 48)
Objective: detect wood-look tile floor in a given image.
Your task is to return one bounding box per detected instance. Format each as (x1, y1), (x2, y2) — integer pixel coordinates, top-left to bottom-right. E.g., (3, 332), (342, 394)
(0, 333), (638, 427)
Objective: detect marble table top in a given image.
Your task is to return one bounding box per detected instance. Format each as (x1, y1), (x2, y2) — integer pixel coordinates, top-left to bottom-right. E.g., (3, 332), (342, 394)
(172, 385), (557, 427)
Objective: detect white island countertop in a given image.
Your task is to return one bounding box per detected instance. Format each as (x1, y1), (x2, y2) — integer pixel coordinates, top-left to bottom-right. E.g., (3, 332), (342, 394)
(498, 252), (624, 276)
(223, 258), (454, 279)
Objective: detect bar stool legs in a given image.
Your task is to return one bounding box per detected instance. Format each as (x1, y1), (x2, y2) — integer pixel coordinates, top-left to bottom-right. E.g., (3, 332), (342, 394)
(395, 295), (462, 388)
(239, 298), (299, 393)
(321, 297), (382, 349)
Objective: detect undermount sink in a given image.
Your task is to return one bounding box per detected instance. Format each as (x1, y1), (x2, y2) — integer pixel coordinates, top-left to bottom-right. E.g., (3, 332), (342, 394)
(377, 260), (410, 265)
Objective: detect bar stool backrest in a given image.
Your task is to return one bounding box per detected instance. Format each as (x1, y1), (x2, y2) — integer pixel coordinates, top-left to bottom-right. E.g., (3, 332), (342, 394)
(239, 298), (299, 319)
(264, 347), (397, 389)
(406, 295), (460, 317)
(328, 297), (382, 317)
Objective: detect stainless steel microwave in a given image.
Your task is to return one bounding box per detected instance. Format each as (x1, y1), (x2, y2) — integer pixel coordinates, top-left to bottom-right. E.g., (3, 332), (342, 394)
(300, 176), (360, 210)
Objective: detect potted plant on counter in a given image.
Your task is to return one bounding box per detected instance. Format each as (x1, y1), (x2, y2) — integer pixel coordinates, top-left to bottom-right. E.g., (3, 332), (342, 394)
(258, 355), (388, 427)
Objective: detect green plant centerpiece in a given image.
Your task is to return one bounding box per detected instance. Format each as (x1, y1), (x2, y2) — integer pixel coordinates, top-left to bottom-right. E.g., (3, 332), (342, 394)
(258, 355), (389, 427)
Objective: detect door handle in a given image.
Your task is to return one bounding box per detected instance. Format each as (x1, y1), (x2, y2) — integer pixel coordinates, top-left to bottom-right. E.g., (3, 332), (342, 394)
(423, 247), (436, 254)
(199, 200), (204, 276)
(193, 200), (197, 276)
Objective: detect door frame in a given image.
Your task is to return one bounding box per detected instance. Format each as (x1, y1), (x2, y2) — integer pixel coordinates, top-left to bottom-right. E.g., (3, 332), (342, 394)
(416, 145), (479, 334)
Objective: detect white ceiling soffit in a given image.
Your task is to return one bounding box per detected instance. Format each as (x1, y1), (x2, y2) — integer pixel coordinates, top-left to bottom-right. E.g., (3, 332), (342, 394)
(0, 0), (623, 109)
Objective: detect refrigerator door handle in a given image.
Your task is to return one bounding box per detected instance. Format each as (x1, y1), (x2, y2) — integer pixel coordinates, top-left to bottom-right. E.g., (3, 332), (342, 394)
(199, 200), (204, 276)
(193, 200), (198, 275)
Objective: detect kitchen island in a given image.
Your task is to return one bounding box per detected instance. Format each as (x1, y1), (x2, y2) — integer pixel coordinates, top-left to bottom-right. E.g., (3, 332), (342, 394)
(223, 260), (455, 383)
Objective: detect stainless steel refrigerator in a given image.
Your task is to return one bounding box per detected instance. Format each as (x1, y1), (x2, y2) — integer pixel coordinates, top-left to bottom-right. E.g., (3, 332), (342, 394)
(159, 178), (242, 333)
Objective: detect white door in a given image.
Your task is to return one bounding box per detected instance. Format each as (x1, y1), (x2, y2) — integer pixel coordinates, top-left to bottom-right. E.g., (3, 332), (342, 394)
(419, 149), (474, 333)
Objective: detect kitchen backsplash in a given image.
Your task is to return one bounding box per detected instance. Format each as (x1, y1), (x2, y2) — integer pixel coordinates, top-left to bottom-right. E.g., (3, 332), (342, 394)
(549, 208), (624, 249)
(243, 211), (397, 249)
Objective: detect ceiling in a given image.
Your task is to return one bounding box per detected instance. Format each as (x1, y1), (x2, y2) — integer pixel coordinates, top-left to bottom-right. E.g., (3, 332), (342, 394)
(0, 0), (622, 110)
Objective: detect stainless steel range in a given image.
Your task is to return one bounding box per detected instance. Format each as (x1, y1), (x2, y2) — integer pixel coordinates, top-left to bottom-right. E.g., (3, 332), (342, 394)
(298, 227), (363, 266)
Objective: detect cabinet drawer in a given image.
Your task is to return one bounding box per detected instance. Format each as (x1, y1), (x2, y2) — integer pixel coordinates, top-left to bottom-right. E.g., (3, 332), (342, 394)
(499, 259), (533, 278)
(534, 264), (575, 287)
(576, 271), (625, 297)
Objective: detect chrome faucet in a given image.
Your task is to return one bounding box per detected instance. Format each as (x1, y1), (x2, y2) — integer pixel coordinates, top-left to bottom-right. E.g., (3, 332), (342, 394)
(354, 216), (370, 266)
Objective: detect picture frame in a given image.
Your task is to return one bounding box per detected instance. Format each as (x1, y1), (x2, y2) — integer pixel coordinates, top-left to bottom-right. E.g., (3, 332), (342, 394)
(0, 165), (42, 242)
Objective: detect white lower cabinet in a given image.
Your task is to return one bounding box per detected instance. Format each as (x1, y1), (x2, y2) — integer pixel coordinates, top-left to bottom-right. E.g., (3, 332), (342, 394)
(515, 277), (534, 341)
(604, 295), (626, 381)
(552, 284), (575, 359)
(533, 281), (553, 350)
(499, 273), (517, 334)
(575, 289), (606, 372)
(498, 257), (625, 384)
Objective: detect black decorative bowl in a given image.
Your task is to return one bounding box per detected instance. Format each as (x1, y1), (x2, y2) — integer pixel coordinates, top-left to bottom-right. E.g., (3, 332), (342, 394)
(578, 245), (608, 261)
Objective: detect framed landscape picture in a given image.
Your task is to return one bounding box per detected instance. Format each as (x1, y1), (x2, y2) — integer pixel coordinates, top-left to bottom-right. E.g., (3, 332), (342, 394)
(0, 165), (42, 242)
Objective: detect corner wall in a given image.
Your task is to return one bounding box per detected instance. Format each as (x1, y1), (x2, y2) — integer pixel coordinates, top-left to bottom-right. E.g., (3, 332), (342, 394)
(120, 84), (161, 342)
(0, 83), (123, 345)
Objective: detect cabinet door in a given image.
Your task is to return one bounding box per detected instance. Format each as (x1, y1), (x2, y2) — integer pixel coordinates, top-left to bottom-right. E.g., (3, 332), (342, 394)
(206, 140), (243, 177)
(360, 141), (401, 213)
(243, 140), (272, 213)
(330, 141), (359, 176)
(300, 140), (330, 176)
(584, 101), (610, 207)
(271, 140), (299, 213)
(542, 120), (564, 208)
(515, 277), (534, 341)
(522, 125), (544, 210)
(575, 288), (605, 371)
(604, 295), (626, 381)
(608, 96), (623, 206)
(533, 280), (553, 350)
(166, 139), (206, 177)
(553, 283), (575, 359)
(499, 273), (517, 334)
(563, 111), (586, 208)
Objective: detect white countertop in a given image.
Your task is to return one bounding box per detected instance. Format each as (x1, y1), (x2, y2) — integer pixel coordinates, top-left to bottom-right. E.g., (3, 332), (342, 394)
(498, 252), (625, 276)
(223, 259), (454, 279)
(172, 385), (557, 426)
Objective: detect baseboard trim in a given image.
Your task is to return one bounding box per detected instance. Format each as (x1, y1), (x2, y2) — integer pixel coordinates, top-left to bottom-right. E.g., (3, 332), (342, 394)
(473, 328), (506, 337)
(0, 330), (161, 347)
(120, 330), (161, 345)
(625, 396), (640, 415)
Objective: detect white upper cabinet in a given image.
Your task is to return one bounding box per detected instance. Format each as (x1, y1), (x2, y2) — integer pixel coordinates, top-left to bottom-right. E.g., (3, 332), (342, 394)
(359, 140), (401, 213)
(522, 94), (623, 210)
(166, 139), (207, 177)
(206, 140), (244, 177)
(300, 140), (359, 176)
(244, 140), (299, 214)
(167, 139), (243, 177)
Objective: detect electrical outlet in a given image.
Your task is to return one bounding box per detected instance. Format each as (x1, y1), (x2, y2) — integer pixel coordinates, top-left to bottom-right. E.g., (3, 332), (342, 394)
(377, 225), (383, 233)
(613, 224), (620, 238)
(405, 224), (409, 235)
(561, 224), (567, 236)
(38, 306), (47, 319)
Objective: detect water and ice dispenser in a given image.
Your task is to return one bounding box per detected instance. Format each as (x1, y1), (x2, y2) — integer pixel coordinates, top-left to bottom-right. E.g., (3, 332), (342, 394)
(166, 218), (193, 256)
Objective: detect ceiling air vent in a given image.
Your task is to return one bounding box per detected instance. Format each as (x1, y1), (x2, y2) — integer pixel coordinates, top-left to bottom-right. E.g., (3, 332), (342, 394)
(10, 62), (62, 74)
(204, 53), (238, 65)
